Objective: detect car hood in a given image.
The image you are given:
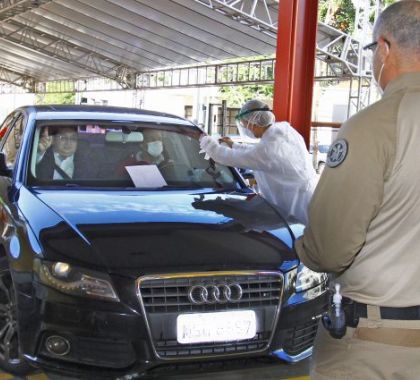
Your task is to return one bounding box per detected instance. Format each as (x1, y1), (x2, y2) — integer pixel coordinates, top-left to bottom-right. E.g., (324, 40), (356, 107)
(19, 187), (299, 277)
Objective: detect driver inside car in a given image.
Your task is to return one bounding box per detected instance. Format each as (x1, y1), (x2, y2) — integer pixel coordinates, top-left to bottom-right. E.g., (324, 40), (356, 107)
(115, 129), (174, 179)
(36, 126), (95, 180)
(123, 129), (166, 166)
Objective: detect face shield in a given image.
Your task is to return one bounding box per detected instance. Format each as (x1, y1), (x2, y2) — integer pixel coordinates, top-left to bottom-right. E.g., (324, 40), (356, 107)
(235, 117), (255, 140)
(235, 106), (275, 140)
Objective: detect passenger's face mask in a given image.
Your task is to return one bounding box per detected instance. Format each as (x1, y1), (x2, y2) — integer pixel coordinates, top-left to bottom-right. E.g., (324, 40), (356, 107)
(147, 141), (163, 157)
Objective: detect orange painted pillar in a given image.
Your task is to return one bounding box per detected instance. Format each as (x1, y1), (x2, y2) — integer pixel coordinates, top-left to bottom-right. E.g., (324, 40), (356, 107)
(273, 0), (319, 147)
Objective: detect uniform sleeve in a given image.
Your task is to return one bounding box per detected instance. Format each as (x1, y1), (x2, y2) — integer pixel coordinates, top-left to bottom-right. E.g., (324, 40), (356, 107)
(295, 112), (395, 273)
(200, 136), (271, 171)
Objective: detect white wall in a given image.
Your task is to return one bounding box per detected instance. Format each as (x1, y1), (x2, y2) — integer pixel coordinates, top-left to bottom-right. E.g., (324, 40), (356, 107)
(75, 91), (137, 108)
(77, 87), (220, 130)
(313, 83), (349, 123)
(142, 89), (189, 117)
(0, 93), (36, 123)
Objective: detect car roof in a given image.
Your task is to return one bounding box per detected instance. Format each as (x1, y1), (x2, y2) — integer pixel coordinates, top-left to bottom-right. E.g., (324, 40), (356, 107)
(17, 105), (196, 126)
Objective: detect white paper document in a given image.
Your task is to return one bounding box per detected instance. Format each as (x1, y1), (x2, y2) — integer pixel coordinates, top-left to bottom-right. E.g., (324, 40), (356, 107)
(125, 165), (167, 188)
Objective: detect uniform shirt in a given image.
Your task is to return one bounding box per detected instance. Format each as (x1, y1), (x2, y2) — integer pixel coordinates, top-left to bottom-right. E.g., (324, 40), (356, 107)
(200, 122), (317, 224)
(295, 72), (420, 307)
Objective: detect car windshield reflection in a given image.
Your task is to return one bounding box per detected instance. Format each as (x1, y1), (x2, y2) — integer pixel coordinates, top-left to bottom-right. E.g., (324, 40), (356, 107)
(29, 122), (239, 190)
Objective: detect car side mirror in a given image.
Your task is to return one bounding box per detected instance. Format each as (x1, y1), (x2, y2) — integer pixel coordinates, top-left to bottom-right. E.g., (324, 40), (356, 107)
(0, 153), (12, 177)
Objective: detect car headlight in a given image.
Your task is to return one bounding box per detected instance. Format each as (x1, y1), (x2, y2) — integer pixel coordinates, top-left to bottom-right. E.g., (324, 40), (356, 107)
(295, 264), (328, 293)
(34, 260), (119, 302)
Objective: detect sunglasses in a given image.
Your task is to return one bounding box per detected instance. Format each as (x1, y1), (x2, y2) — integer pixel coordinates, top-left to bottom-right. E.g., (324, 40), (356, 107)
(363, 38), (391, 52)
(363, 41), (378, 52)
(56, 135), (78, 143)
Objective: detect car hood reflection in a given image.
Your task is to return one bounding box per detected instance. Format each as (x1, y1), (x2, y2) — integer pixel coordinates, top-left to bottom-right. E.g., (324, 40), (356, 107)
(25, 189), (297, 276)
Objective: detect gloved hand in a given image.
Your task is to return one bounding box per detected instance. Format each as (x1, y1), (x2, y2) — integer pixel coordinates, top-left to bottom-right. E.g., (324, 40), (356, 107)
(199, 135), (218, 150)
(199, 135), (219, 159)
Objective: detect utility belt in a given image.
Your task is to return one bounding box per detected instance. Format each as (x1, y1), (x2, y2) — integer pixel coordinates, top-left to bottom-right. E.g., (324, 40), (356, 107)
(323, 293), (420, 346)
(342, 297), (420, 328)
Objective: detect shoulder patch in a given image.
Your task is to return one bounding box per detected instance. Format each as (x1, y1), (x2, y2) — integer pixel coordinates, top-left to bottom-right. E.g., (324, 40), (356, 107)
(327, 139), (348, 168)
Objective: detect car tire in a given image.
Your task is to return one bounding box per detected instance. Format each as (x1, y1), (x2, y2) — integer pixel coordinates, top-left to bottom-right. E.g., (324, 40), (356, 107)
(317, 162), (326, 175)
(0, 257), (34, 375)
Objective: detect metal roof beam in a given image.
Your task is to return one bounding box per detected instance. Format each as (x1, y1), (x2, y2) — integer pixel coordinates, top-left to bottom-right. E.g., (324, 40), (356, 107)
(0, 0), (52, 21)
(193, 0), (278, 38)
(194, 0), (371, 77)
(0, 19), (138, 88)
(316, 22), (366, 76)
(137, 58), (275, 89)
(0, 65), (35, 91)
(23, 57), (362, 95)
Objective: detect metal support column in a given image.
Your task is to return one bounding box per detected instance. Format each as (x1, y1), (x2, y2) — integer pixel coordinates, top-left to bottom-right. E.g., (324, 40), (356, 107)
(273, 0), (319, 147)
(347, 76), (372, 118)
(221, 100), (227, 137)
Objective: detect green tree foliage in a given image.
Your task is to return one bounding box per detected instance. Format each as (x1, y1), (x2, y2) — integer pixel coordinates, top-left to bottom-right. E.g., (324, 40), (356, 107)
(219, 84), (273, 108)
(318, 0), (356, 33)
(319, 0), (396, 33)
(383, 0), (396, 6)
(35, 92), (75, 105)
(217, 55), (275, 107)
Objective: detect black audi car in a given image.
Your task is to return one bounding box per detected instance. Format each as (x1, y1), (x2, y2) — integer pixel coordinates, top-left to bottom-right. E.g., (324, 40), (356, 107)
(0, 105), (327, 378)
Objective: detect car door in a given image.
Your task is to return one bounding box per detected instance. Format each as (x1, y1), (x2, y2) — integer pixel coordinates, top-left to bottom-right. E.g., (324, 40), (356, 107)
(0, 111), (27, 222)
(0, 112), (26, 171)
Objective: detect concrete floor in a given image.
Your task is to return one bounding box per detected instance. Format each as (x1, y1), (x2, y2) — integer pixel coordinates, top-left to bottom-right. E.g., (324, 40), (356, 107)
(149, 359), (310, 380)
(1, 358), (309, 380)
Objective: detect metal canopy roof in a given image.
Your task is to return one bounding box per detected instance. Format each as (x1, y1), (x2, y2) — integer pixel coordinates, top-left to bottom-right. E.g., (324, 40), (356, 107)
(0, 0), (278, 85)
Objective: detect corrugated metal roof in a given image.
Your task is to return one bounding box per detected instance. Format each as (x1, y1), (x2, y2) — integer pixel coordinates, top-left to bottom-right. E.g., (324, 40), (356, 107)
(0, 0), (278, 82)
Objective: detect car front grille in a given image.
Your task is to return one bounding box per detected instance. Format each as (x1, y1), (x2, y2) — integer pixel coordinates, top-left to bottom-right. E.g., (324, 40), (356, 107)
(139, 273), (282, 313)
(137, 271), (283, 360)
(282, 319), (319, 356)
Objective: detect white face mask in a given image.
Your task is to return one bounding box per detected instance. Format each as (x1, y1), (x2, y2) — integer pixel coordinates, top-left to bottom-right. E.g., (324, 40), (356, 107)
(373, 41), (390, 95)
(147, 141), (163, 157)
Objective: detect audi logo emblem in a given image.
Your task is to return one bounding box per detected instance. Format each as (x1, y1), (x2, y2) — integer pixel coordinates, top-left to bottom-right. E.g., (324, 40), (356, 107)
(188, 283), (243, 304)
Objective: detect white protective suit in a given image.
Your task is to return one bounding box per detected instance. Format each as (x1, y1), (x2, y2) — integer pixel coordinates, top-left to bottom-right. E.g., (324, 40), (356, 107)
(200, 121), (317, 224)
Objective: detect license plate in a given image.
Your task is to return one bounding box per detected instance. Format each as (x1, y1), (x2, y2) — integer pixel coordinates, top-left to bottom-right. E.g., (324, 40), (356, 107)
(177, 310), (257, 344)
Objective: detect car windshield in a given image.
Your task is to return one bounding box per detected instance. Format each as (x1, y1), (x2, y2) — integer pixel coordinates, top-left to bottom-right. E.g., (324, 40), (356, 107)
(28, 121), (239, 190)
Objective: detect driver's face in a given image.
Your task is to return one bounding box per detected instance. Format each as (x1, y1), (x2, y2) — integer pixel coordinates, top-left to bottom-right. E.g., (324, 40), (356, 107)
(53, 128), (78, 158)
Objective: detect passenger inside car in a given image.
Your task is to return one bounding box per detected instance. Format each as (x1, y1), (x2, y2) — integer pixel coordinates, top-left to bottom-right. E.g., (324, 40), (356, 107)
(36, 126), (96, 180)
(119, 129), (168, 166)
(138, 129), (166, 165)
(114, 129), (177, 179)
(29, 123), (237, 189)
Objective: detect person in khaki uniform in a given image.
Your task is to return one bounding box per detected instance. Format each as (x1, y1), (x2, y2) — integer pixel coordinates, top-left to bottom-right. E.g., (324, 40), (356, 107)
(295, 2), (420, 379)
